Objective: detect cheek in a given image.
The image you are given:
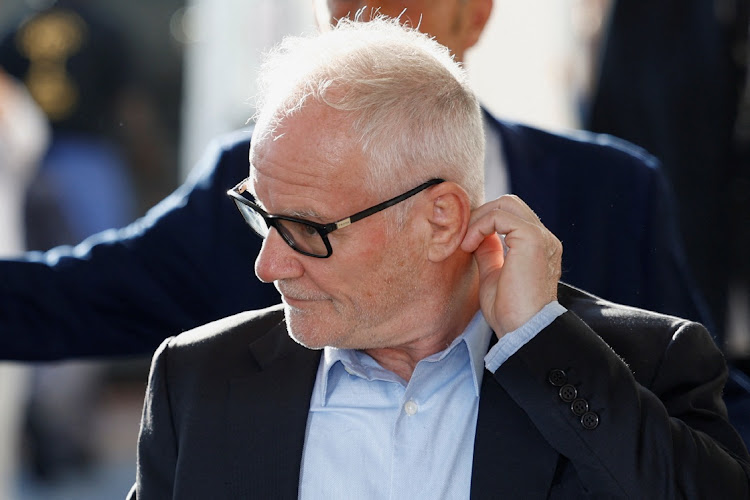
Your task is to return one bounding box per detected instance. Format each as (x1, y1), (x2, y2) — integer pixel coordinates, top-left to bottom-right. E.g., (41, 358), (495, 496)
(323, 230), (391, 292)
(365, 233), (421, 291)
(323, 215), (423, 298)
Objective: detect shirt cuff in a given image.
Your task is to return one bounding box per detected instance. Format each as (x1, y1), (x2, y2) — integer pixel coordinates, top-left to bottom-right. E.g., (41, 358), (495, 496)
(484, 301), (567, 373)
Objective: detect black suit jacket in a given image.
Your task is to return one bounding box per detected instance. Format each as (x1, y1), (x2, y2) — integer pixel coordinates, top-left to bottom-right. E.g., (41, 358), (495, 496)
(131, 284), (750, 499)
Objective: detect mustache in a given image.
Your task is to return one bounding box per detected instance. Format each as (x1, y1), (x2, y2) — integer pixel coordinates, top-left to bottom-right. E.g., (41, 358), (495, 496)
(276, 281), (330, 301)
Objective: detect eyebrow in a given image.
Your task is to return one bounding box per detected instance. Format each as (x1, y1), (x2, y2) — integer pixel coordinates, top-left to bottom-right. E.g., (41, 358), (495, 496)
(286, 208), (325, 221)
(244, 171), (330, 222)
(248, 191), (328, 222)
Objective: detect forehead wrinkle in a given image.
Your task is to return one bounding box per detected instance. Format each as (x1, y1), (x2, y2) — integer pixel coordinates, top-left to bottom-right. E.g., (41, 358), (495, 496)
(250, 103), (370, 222)
(250, 166), (340, 222)
(252, 143), (347, 190)
(251, 152), (332, 194)
(251, 157), (362, 220)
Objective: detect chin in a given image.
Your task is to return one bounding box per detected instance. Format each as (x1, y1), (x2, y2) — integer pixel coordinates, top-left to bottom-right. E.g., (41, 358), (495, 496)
(284, 306), (338, 350)
(286, 331), (325, 350)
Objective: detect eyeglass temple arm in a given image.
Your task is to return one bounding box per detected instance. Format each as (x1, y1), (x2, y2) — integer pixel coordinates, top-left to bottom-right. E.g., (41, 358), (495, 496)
(232, 178), (250, 194)
(332, 178), (445, 229)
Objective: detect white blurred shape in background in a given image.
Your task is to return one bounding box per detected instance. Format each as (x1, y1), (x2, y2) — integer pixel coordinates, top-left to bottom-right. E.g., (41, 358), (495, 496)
(177, 0), (581, 179)
(178, 0), (313, 178)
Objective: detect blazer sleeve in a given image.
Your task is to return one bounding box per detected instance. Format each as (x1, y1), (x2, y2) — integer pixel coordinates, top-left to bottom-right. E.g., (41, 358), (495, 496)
(133, 337), (178, 499)
(0, 131), (280, 360)
(493, 311), (750, 498)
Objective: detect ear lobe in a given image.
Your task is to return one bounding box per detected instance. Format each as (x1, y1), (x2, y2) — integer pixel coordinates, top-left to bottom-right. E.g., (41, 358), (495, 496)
(463, 0), (493, 51)
(425, 184), (472, 263)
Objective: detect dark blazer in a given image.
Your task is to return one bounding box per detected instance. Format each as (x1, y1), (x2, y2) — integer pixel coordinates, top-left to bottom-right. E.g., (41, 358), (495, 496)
(586, 0), (750, 331)
(0, 114), (707, 360)
(131, 283), (750, 499)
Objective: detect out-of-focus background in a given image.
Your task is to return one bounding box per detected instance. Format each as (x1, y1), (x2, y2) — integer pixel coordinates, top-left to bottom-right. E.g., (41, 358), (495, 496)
(0, 0), (747, 498)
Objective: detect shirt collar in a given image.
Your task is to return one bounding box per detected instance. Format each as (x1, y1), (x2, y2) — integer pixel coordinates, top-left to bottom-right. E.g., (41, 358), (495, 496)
(317, 310), (493, 404)
(462, 310), (494, 394)
(482, 111), (508, 201)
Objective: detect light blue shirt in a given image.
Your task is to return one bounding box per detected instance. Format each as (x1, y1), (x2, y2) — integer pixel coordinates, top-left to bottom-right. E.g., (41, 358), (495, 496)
(298, 302), (566, 499)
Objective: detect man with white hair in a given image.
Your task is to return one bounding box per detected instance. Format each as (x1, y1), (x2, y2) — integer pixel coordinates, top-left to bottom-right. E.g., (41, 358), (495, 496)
(2, 0), (748, 449)
(8, 0), (750, 451)
(0, 1), (708, 362)
(130, 18), (749, 499)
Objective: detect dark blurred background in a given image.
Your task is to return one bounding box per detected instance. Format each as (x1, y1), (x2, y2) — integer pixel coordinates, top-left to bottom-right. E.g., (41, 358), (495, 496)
(0, 1), (182, 498)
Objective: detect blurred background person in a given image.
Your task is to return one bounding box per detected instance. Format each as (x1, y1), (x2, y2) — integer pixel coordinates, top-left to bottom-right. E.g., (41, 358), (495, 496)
(1, 0), (181, 497)
(574, 0), (750, 371)
(0, 68), (49, 500)
(0, 3), (141, 481)
(0, 0), (135, 486)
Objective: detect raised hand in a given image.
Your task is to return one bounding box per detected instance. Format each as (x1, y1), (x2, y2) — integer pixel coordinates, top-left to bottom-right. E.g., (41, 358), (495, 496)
(461, 195), (562, 338)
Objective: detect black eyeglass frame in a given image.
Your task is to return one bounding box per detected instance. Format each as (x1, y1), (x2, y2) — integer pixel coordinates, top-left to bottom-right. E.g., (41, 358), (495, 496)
(227, 178), (445, 258)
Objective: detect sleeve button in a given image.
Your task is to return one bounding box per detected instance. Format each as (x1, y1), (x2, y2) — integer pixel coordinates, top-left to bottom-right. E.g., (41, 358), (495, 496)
(570, 398), (589, 416)
(581, 411), (599, 430)
(548, 369), (567, 387)
(559, 384), (577, 403)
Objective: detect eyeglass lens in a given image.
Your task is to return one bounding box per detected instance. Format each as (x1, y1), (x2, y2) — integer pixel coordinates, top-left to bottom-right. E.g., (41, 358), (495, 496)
(275, 219), (328, 256)
(233, 199), (329, 256)
(234, 201), (269, 238)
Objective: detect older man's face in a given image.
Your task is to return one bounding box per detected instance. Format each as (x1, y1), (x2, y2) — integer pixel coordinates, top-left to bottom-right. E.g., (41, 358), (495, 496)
(250, 103), (428, 350)
(313, 0), (477, 61)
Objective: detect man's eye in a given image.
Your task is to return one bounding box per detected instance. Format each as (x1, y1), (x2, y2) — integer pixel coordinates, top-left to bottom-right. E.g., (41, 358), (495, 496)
(302, 224), (318, 236)
(287, 221), (319, 240)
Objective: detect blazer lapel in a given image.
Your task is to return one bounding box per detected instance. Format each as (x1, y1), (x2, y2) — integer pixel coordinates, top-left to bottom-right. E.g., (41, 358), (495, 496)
(227, 321), (321, 498)
(223, 312), (561, 497)
(471, 371), (560, 499)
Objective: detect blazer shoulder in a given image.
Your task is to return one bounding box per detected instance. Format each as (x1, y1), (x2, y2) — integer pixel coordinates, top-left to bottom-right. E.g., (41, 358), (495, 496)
(182, 128), (253, 189)
(152, 305), (288, 384)
(558, 282), (698, 333)
(556, 283), (719, 377)
(168, 305), (285, 352)
(211, 128), (253, 154)
(489, 113), (662, 175)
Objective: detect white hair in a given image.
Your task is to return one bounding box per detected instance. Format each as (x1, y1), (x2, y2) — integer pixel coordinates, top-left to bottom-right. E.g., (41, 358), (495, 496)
(251, 15), (485, 211)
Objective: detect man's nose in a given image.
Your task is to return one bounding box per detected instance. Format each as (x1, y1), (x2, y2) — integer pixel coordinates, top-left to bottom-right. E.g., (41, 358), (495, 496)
(254, 228), (305, 283)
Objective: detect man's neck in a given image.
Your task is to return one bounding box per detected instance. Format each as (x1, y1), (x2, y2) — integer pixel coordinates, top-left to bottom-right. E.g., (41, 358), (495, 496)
(363, 297), (481, 381)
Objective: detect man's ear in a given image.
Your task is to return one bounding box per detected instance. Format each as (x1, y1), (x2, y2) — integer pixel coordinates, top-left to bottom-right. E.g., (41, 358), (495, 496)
(423, 182), (472, 263)
(461, 0), (493, 52)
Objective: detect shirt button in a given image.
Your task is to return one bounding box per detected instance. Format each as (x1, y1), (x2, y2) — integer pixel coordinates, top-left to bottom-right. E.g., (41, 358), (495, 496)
(404, 400), (418, 416)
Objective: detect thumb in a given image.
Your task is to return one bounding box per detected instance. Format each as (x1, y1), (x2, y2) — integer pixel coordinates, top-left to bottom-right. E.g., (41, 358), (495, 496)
(472, 233), (505, 279)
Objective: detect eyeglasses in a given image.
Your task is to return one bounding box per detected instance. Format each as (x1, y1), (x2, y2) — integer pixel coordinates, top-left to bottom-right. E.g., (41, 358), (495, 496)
(227, 178), (445, 258)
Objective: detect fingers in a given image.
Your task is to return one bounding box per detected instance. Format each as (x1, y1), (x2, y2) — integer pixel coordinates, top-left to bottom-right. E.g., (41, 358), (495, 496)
(461, 195), (543, 253)
(468, 195), (541, 226)
(461, 195), (563, 336)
